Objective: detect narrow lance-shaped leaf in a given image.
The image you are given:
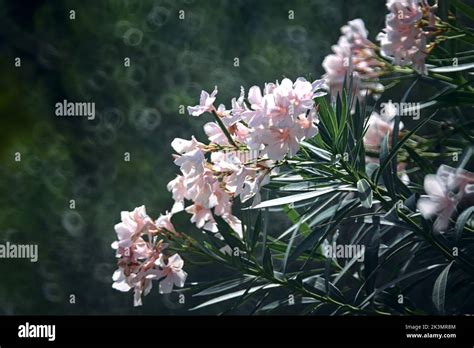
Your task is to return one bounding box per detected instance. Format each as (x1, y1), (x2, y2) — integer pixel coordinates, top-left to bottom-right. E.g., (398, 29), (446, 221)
(455, 207), (474, 244)
(391, 78), (418, 175)
(429, 62), (474, 73)
(262, 246), (274, 275)
(451, 0), (474, 21)
(357, 178), (373, 209)
(432, 261), (454, 315)
(288, 199), (360, 264)
(374, 110), (437, 184)
(251, 185), (353, 209)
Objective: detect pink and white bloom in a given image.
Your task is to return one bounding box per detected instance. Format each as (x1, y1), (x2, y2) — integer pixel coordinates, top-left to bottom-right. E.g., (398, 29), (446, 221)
(187, 87), (218, 116)
(363, 111), (403, 152)
(172, 79), (325, 237)
(111, 206), (188, 306)
(260, 126), (302, 161)
(156, 211), (176, 233)
(148, 254), (187, 294)
(323, 19), (385, 100)
(111, 205), (154, 251)
(185, 204), (218, 232)
(377, 0), (438, 74)
(172, 137), (206, 178)
(167, 175), (187, 213)
(418, 165), (474, 231)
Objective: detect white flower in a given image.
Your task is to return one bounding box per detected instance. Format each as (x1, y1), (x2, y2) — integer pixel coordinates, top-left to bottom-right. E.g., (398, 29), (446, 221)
(112, 268), (132, 292)
(323, 19), (385, 100)
(260, 126), (302, 161)
(187, 87), (218, 116)
(149, 254), (188, 294)
(185, 204), (218, 232)
(112, 206), (153, 250)
(155, 211), (175, 232)
(418, 165), (474, 231)
(377, 0), (437, 74)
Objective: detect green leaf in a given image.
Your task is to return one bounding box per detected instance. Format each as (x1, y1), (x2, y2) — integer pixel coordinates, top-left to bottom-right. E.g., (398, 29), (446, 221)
(392, 78), (418, 175)
(281, 218), (300, 274)
(380, 133), (396, 197)
(262, 246), (274, 275)
(451, 0), (474, 21)
(193, 276), (255, 297)
(317, 96), (338, 139)
(288, 199), (360, 264)
(455, 207), (474, 243)
(429, 62), (474, 73)
(364, 225), (380, 296)
(260, 296), (318, 312)
(432, 262), (454, 315)
(358, 264), (444, 307)
(301, 141), (332, 161)
(404, 146), (436, 174)
(213, 214), (246, 251)
(302, 276), (346, 303)
(374, 110), (437, 184)
(357, 178), (373, 208)
(247, 211), (262, 252)
(283, 205), (311, 236)
(251, 185), (353, 209)
(189, 283), (281, 311)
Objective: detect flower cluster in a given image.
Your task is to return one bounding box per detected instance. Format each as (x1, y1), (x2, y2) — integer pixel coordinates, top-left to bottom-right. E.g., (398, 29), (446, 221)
(418, 165), (474, 231)
(168, 78), (327, 235)
(111, 206), (187, 306)
(377, 0), (438, 74)
(323, 19), (386, 100)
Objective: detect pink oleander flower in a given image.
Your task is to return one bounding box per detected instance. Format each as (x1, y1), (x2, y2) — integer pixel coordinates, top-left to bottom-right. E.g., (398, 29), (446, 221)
(176, 78), (324, 236)
(260, 126), (302, 161)
(147, 254), (187, 294)
(172, 137), (206, 178)
(363, 111), (403, 153)
(111, 205), (154, 251)
(210, 149), (272, 206)
(167, 175), (186, 213)
(185, 204), (218, 232)
(323, 19), (385, 100)
(418, 165), (474, 231)
(204, 121), (251, 145)
(242, 78), (325, 160)
(187, 86), (218, 116)
(377, 0), (438, 74)
(111, 206), (187, 306)
(156, 211), (175, 232)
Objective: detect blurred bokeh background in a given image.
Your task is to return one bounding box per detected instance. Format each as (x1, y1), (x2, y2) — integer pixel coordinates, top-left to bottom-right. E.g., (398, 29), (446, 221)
(0, 0), (428, 314)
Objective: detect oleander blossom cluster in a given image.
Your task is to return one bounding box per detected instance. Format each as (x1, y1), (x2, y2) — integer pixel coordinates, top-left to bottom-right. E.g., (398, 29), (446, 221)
(323, 19), (386, 100)
(168, 78), (327, 235)
(111, 206), (187, 306)
(418, 165), (474, 231)
(377, 0), (438, 74)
